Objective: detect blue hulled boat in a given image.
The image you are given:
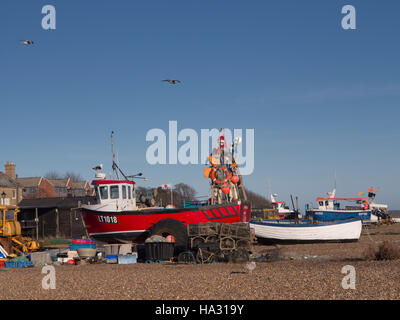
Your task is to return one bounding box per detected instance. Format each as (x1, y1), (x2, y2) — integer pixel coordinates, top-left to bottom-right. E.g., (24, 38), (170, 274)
(305, 188), (372, 222)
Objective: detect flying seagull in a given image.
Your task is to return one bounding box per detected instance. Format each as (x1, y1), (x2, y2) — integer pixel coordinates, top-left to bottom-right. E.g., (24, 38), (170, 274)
(162, 79), (181, 84)
(20, 40), (34, 45)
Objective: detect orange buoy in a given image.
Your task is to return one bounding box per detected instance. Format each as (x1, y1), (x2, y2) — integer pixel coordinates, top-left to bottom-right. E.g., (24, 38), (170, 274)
(208, 155), (220, 167)
(204, 167), (212, 178)
(221, 186), (230, 194)
(231, 175), (239, 184)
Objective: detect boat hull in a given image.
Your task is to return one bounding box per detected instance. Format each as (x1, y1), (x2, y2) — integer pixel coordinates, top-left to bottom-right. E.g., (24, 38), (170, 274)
(81, 203), (251, 243)
(250, 219), (362, 243)
(306, 210), (371, 222)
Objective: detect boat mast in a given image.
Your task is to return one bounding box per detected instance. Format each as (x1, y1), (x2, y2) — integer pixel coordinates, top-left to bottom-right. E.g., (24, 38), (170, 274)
(111, 131), (120, 180)
(110, 131), (131, 181)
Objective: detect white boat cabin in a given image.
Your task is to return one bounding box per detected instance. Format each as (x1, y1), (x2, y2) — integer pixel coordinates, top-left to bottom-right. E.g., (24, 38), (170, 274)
(270, 194), (294, 215)
(86, 179), (137, 212)
(315, 197), (368, 211)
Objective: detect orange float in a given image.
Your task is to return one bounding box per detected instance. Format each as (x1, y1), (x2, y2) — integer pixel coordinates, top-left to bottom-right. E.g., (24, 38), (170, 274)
(208, 155), (220, 167)
(231, 175), (239, 184)
(221, 186), (230, 194)
(204, 167), (212, 178)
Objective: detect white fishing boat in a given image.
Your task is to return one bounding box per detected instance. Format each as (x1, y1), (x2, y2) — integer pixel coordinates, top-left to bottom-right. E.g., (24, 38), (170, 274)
(249, 218), (362, 243)
(270, 193), (295, 219)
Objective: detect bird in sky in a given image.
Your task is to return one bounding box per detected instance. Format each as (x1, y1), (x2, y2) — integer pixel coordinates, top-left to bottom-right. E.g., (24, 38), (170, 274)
(162, 79), (181, 84)
(20, 40), (34, 45)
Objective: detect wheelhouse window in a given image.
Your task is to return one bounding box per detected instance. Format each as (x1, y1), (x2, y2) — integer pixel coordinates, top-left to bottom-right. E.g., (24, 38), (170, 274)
(325, 201), (329, 206)
(110, 185), (119, 199)
(319, 201), (324, 206)
(128, 186), (131, 199)
(99, 186), (109, 199)
(122, 185), (127, 199)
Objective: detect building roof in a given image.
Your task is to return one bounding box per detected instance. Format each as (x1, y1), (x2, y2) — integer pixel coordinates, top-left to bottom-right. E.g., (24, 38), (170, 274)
(19, 196), (96, 209)
(48, 178), (70, 188)
(0, 172), (19, 188)
(71, 181), (89, 189)
(16, 177), (42, 188)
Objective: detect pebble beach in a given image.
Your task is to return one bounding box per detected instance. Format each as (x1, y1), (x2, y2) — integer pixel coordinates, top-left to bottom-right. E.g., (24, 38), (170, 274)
(1, 223), (399, 300)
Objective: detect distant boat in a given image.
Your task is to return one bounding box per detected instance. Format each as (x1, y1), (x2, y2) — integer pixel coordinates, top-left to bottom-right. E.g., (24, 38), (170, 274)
(269, 193), (295, 219)
(364, 187), (389, 222)
(250, 218), (362, 243)
(305, 188), (372, 222)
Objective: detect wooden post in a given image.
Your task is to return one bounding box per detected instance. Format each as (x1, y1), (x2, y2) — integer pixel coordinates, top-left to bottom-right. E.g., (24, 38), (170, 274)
(79, 208), (90, 238)
(55, 208), (60, 238)
(35, 207), (39, 241)
(238, 173), (248, 202)
(70, 209), (73, 239)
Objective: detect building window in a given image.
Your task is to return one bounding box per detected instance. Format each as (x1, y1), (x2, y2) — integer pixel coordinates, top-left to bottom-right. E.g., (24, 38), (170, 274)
(1, 198), (10, 205)
(12, 190), (16, 199)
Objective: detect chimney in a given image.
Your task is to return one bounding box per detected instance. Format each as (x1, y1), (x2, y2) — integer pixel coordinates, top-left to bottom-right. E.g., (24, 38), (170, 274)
(5, 161), (16, 180)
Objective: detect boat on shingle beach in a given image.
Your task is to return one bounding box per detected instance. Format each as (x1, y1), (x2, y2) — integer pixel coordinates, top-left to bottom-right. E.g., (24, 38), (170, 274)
(250, 218), (362, 243)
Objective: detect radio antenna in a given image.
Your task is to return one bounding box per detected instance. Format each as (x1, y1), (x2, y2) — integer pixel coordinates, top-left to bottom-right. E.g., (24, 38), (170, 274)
(110, 131), (131, 181)
(111, 131), (120, 180)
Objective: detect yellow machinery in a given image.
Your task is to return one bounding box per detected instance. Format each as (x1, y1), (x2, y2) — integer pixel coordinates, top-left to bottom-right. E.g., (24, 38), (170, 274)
(263, 208), (281, 220)
(0, 205), (40, 255)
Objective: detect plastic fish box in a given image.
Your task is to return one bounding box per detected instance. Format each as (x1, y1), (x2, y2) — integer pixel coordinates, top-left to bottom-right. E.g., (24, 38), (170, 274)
(69, 243), (96, 251)
(5, 261), (33, 268)
(71, 238), (95, 245)
(106, 255), (119, 264)
(117, 254), (137, 264)
(144, 242), (174, 261)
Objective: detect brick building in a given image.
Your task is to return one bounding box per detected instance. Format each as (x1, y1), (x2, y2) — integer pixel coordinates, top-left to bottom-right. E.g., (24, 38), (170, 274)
(71, 181), (94, 196)
(48, 178), (74, 197)
(2, 161), (93, 200)
(17, 177), (56, 199)
(0, 162), (23, 207)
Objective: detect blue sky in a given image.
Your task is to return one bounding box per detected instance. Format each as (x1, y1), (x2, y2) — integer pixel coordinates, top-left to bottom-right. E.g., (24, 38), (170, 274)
(1, 0), (399, 209)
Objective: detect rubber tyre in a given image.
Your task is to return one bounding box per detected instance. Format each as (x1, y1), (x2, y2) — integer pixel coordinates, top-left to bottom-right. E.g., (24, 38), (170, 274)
(150, 219), (188, 255)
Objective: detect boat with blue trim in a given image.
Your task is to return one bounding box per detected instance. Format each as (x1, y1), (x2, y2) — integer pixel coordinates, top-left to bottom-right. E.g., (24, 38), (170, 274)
(250, 218), (362, 243)
(305, 187), (372, 222)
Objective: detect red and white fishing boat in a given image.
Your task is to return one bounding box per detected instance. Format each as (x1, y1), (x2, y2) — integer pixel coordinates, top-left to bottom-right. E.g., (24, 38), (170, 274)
(80, 131), (251, 251)
(270, 193), (295, 219)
